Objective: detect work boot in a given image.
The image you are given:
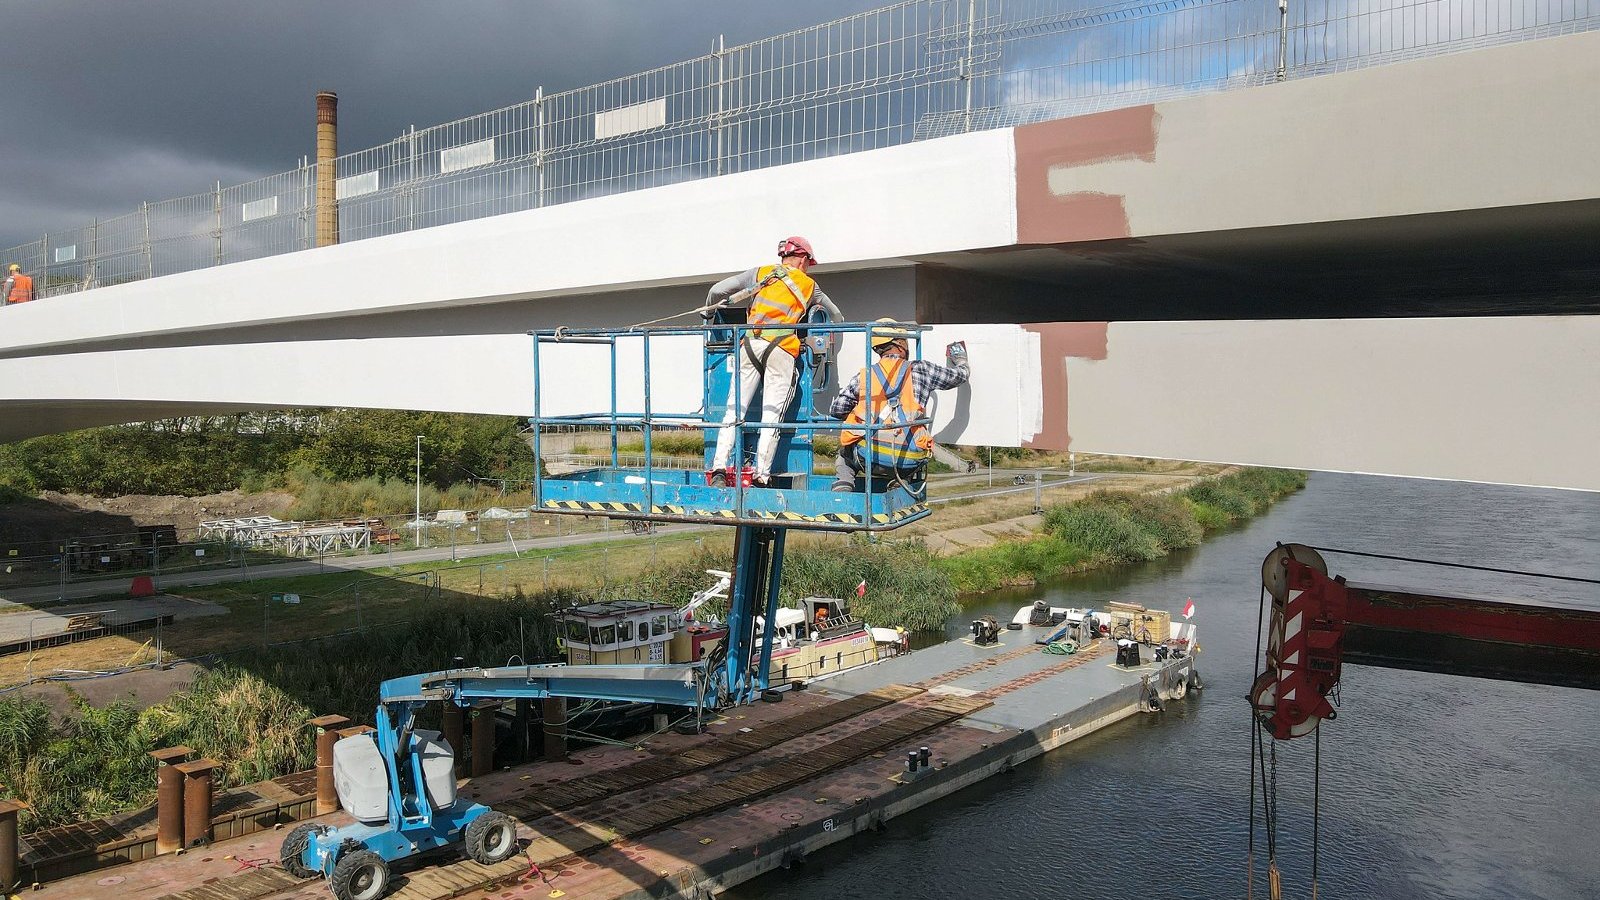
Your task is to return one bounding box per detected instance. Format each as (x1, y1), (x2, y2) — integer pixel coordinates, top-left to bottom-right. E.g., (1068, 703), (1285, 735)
(830, 482), (854, 493)
(707, 470), (729, 488)
(752, 474), (772, 488)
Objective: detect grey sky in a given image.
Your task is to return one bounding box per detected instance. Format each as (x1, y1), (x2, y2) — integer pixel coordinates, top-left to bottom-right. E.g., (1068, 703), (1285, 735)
(0, 0), (884, 252)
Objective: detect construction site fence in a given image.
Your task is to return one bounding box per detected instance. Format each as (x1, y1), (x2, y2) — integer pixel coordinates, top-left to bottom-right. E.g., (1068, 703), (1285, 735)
(0, 506), (647, 593)
(6, 0), (1594, 298)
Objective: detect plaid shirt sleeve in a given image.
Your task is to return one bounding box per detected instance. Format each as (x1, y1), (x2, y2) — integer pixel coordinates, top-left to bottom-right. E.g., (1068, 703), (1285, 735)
(830, 370), (863, 418)
(911, 359), (970, 405)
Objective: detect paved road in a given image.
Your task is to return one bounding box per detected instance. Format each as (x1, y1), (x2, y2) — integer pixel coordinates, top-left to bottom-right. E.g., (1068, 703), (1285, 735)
(0, 524), (703, 609)
(0, 471), (1139, 610)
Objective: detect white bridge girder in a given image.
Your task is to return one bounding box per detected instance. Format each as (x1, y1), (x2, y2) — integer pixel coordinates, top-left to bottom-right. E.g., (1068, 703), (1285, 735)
(3, 315), (1596, 492)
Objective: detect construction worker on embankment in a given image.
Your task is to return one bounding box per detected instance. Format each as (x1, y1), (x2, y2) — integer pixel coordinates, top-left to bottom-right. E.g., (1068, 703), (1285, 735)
(4, 264), (34, 305)
(830, 318), (970, 492)
(704, 236), (842, 487)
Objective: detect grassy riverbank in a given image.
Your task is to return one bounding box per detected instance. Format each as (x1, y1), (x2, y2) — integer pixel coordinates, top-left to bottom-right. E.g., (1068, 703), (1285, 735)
(0, 467), (1303, 831)
(935, 468), (1306, 592)
(0, 593), (568, 830)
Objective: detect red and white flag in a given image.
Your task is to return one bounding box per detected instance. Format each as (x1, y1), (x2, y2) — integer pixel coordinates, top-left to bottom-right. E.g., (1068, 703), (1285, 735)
(1182, 598), (1195, 619)
(856, 579), (867, 598)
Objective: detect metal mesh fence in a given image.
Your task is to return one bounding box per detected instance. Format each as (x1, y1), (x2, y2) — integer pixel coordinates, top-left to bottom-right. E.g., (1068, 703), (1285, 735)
(3, 0), (1594, 301)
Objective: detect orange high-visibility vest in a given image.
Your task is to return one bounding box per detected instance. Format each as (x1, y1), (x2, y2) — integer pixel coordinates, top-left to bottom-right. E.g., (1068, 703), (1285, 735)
(5, 273), (33, 304)
(839, 357), (933, 467)
(746, 264), (814, 357)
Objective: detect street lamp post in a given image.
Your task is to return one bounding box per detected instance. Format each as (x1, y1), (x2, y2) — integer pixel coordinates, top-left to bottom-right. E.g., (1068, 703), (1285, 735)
(414, 435), (423, 531)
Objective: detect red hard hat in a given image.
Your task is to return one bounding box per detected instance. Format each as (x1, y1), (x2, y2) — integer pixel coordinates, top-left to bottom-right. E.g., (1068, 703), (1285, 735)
(777, 236), (817, 264)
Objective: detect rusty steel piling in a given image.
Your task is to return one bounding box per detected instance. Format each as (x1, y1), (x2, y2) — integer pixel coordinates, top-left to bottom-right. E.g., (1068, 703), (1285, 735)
(309, 715), (349, 814)
(0, 798), (26, 892)
(173, 759), (218, 848)
(148, 746), (192, 854)
(470, 702), (499, 777)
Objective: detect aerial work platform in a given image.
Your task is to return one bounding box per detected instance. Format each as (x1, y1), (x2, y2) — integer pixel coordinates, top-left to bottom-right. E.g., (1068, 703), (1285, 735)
(529, 320), (934, 532)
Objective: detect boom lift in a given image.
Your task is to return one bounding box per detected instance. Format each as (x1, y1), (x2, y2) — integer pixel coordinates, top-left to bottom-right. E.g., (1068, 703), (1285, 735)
(284, 320), (939, 900)
(1247, 542), (1600, 897)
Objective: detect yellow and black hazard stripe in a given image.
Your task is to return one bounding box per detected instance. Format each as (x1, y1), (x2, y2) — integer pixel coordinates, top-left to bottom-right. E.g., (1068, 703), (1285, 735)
(540, 498), (929, 527)
(541, 500), (645, 513)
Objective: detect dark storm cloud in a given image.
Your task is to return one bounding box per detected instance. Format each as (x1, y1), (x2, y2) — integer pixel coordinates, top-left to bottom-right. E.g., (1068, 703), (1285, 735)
(1, 0), (884, 250)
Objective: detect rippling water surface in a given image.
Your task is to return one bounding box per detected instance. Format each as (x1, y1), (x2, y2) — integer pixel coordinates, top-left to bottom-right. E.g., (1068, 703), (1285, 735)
(725, 473), (1600, 900)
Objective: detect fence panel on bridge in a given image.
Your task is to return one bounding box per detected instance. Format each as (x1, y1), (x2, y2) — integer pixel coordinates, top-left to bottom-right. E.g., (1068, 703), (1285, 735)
(5, 0), (1595, 299)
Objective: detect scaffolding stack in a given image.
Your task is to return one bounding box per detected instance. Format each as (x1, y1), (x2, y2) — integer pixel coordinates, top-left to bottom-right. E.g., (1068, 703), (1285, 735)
(197, 516), (372, 554)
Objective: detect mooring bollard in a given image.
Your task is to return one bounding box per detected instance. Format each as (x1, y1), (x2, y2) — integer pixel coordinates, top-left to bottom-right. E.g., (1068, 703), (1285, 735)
(308, 714), (350, 814)
(174, 759), (219, 848)
(0, 798), (27, 892)
(148, 746), (192, 854)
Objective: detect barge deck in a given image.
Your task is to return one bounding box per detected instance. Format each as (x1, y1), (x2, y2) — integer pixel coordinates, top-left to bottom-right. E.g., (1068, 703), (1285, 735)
(35, 619), (1195, 900)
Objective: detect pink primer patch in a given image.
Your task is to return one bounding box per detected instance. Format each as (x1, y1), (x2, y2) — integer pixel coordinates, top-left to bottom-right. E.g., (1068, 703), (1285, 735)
(1023, 322), (1110, 451)
(1014, 105), (1159, 245)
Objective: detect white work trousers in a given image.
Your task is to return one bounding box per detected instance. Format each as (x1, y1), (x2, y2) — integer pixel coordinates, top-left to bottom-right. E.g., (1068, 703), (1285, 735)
(712, 338), (798, 478)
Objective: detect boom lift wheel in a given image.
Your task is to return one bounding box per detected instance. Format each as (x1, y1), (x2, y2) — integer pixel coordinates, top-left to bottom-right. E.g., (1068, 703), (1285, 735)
(278, 822), (322, 878)
(465, 811), (519, 865)
(330, 849), (390, 900)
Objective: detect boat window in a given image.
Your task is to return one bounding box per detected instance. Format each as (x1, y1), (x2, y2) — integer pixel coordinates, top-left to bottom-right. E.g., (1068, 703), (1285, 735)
(617, 620), (635, 644)
(565, 620), (588, 645)
(654, 614), (670, 635)
(591, 624), (617, 646)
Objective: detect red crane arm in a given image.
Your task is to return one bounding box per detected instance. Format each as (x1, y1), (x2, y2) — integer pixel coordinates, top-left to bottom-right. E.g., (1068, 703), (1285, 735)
(1251, 544), (1600, 740)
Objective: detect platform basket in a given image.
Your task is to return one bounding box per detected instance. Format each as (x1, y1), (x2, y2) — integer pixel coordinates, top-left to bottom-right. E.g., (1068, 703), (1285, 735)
(529, 321), (934, 533)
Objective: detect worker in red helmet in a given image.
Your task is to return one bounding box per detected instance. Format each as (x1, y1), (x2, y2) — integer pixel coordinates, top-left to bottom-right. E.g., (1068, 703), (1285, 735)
(703, 236), (841, 487)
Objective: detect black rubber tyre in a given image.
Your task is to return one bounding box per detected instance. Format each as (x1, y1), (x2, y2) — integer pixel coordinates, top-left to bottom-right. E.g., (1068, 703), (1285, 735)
(279, 823), (320, 879)
(330, 849), (389, 900)
(761, 689), (784, 703)
(465, 811), (519, 865)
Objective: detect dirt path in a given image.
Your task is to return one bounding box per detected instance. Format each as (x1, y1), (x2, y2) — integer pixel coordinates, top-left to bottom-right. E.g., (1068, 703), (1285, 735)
(0, 490), (295, 545)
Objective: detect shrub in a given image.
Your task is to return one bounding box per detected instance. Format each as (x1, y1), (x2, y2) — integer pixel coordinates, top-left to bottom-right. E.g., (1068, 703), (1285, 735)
(1042, 502), (1165, 563)
(935, 535), (1093, 593)
(615, 539), (958, 632)
(0, 591), (572, 831)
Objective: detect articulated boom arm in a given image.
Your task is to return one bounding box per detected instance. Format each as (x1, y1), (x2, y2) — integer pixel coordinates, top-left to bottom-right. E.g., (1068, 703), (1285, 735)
(380, 663), (710, 706)
(1253, 544), (1600, 740)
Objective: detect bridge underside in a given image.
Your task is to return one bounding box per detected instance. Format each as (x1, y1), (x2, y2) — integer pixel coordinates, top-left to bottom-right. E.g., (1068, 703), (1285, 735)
(916, 199), (1600, 324)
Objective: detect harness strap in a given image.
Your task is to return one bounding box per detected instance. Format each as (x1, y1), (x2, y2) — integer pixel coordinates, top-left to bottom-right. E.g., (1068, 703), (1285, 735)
(742, 334), (785, 373)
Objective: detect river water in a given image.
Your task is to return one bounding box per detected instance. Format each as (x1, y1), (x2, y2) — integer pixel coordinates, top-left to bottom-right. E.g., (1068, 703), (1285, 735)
(726, 473), (1600, 900)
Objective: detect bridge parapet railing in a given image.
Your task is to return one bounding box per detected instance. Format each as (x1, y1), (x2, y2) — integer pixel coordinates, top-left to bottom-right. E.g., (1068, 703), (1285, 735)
(5, 0), (1595, 301)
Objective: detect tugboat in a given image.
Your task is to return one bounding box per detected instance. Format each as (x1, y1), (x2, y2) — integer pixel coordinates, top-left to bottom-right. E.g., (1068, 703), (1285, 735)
(555, 571), (908, 685)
